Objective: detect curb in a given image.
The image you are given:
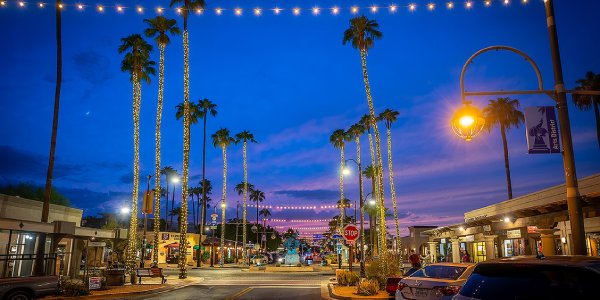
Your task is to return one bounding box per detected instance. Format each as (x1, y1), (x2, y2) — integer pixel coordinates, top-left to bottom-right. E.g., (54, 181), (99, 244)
(327, 283), (393, 300)
(43, 280), (200, 300)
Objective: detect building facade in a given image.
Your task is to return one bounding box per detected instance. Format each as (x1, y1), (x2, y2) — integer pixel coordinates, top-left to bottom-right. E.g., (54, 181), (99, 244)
(423, 173), (600, 263)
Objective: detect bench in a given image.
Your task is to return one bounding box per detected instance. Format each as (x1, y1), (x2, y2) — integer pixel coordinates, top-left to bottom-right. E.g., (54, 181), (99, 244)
(136, 267), (167, 284)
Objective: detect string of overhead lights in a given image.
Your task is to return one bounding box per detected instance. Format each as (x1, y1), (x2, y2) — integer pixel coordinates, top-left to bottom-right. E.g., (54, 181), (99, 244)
(0, 1), (534, 16)
(275, 226), (329, 230)
(267, 218), (333, 223)
(248, 204), (353, 210)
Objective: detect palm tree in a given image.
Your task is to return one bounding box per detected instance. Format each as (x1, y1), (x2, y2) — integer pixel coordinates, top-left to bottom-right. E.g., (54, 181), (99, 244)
(378, 108), (401, 253)
(330, 129), (351, 231)
(363, 165), (377, 255)
(34, 0), (64, 276)
(144, 16), (180, 265)
(344, 16), (387, 256)
(199, 178), (213, 229)
(119, 34), (155, 272)
(483, 97), (525, 200)
(572, 71), (600, 148)
(160, 166), (175, 230)
(359, 114), (382, 256)
(197, 99), (217, 261)
(212, 128), (235, 267)
(249, 189), (266, 249)
(347, 122), (366, 260)
(259, 208), (271, 252)
(170, 0), (206, 279)
(235, 130), (257, 264)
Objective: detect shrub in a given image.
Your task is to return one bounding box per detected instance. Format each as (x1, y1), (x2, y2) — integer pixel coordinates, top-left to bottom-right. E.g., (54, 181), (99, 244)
(356, 278), (380, 296)
(275, 263), (281, 267)
(296, 263), (302, 267)
(365, 253), (402, 288)
(60, 279), (90, 297)
(336, 270), (359, 286)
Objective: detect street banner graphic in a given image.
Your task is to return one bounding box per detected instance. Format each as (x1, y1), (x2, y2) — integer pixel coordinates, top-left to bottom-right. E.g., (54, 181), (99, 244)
(524, 106), (560, 154)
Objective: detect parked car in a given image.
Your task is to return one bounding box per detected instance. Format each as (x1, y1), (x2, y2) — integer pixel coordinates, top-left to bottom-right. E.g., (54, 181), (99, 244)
(0, 276), (59, 300)
(251, 254), (268, 266)
(386, 268), (419, 295)
(454, 255), (600, 300)
(395, 263), (475, 300)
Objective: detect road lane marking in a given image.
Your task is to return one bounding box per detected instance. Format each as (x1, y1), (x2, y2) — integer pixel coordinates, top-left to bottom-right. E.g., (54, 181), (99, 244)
(226, 287), (254, 300)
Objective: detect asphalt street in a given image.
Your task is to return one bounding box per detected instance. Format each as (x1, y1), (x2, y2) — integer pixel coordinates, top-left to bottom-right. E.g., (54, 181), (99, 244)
(120, 268), (334, 300)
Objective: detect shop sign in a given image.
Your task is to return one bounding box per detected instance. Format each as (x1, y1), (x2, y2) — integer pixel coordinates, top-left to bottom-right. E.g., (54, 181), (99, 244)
(465, 215), (488, 222)
(527, 226), (538, 233)
(161, 233), (170, 240)
(459, 235), (474, 242)
(483, 225), (491, 232)
(507, 229), (521, 239)
(88, 241), (106, 247)
(89, 277), (101, 290)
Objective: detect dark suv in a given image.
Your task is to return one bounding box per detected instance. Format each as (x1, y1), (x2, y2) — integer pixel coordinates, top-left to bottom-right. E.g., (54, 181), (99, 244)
(454, 256), (600, 300)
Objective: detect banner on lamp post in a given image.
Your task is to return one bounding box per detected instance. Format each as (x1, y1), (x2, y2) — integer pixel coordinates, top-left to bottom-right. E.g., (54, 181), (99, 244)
(142, 191), (154, 214)
(524, 106), (560, 154)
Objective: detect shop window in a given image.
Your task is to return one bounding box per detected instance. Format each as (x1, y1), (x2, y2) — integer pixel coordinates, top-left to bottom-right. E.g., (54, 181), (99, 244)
(503, 239), (525, 257)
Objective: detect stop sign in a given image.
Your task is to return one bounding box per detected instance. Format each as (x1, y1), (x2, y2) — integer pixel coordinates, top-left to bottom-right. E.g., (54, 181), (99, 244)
(343, 224), (360, 243)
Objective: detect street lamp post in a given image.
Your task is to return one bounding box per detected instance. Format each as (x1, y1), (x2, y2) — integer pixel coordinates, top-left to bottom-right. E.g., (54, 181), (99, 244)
(450, 0), (600, 256)
(344, 158), (365, 277)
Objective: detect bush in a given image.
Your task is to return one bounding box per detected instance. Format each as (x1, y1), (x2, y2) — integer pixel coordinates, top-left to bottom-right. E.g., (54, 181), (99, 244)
(225, 257), (234, 264)
(365, 253), (402, 288)
(275, 263), (281, 267)
(356, 278), (380, 296)
(296, 263), (302, 267)
(60, 279), (90, 297)
(336, 270), (359, 286)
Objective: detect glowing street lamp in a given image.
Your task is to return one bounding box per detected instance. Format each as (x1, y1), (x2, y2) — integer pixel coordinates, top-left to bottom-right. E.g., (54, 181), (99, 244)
(450, 103), (485, 141)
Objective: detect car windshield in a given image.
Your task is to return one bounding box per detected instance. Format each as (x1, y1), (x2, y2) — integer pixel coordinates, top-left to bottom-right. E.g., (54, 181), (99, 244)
(459, 264), (599, 300)
(409, 265), (467, 280)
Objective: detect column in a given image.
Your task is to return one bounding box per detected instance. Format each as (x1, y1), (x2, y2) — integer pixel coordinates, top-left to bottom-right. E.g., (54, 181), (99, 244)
(482, 235), (497, 261)
(539, 228), (559, 256)
(451, 239), (460, 263)
(428, 242), (437, 263)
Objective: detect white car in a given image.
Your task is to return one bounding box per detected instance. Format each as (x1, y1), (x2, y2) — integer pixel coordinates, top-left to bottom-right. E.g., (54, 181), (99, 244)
(395, 262), (475, 300)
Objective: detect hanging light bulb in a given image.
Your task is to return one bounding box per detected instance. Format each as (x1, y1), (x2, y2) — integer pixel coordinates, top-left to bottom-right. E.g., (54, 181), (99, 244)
(332, 6), (339, 15)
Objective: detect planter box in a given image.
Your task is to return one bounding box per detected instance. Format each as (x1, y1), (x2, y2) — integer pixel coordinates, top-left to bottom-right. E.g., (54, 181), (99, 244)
(105, 269), (126, 286)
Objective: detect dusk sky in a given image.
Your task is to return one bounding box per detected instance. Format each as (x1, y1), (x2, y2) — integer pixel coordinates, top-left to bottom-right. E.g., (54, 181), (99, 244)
(1, 0), (599, 237)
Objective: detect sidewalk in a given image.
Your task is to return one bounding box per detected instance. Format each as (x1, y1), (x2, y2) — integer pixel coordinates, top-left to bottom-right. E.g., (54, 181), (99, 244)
(43, 277), (203, 299)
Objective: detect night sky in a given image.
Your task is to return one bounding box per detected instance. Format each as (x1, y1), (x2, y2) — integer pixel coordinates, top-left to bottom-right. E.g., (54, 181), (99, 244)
(1, 0), (599, 236)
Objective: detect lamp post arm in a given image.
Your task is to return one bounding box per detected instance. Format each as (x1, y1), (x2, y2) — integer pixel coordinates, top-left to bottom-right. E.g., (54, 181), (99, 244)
(460, 45), (546, 103)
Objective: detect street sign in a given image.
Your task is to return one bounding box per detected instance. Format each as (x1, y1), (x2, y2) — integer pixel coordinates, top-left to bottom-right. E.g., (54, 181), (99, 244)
(336, 244), (342, 254)
(343, 224), (359, 243)
(332, 234), (343, 240)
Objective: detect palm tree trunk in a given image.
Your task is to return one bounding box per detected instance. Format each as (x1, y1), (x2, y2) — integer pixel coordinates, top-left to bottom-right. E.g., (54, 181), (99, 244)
(127, 74), (141, 272)
(152, 44), (165, 265)
(359, 49), (387, 258)
(339, 146), (345, 229)
(500, 126), (513, 199)
(34, 2), (63, 276)
(386, 128), (401, 253)
(220, 146), (228, 267)
(199, 108), (208, 264)
(178, 16), (191, 278)
(594, 98), (600, 149)
(242, 141), (248, 264)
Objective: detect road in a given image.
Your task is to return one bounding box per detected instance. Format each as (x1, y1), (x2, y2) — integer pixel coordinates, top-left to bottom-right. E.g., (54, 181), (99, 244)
(121, 268), (334, 300)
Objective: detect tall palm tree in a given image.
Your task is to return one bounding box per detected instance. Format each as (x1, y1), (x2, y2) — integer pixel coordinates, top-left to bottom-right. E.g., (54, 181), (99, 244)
(197, 99), (217, 262)
(160, 166), (175, 230)
(249, 189), (266, 248)
(347, 122), (366, 260)
(199, 178), (213, 228)
(34, 0), (64, 276)
(212, 128), (235, 267)
(144, 16), (180, 265)
(483, 97), (525, 200)
(170, 0), (206, 279)
(330, 129), (351, 230)
(363, 165), (377, 255)
(119, 34), (155, 272)
(259, 208), (271, 252)
(344, 17), (387, 256)
(235, 130), (257, 264)
(572, 71), (600, 148)
(378, 108), (401, 252)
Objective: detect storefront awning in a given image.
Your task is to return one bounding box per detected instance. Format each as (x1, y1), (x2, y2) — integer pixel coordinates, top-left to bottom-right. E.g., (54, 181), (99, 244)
(164, 242), (191, 248)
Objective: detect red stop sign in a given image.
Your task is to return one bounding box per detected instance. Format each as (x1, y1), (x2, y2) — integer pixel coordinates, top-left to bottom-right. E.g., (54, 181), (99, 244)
(343, 224), (360, 243)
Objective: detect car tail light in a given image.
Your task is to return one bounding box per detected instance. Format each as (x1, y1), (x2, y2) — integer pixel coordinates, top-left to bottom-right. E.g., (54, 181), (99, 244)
(434, 285), (461, 296)
(397, 282), (409, 291)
